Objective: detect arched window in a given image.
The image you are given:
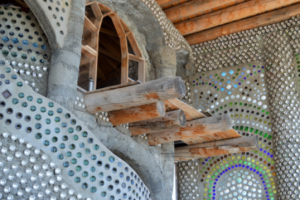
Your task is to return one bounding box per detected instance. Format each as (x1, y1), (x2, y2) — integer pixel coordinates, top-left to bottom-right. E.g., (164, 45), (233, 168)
(78, 2), (145, 91)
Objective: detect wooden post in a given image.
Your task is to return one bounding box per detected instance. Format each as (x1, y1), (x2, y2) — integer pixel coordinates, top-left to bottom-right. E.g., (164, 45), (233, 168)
(130, 110), (186, 136)
(108, 101), (165, 126)
(84, 76), (186, 113)
(175, 136), (258, 161)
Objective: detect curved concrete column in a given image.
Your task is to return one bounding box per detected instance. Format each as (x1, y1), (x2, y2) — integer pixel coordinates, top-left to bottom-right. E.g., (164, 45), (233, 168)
(46, 0), (85, 110)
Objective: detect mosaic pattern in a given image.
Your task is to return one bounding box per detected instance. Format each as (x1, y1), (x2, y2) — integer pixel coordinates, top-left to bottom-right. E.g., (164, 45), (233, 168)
(178, 63), (276, 200)
(139, 0), (191, 52)
(178, 13), (300, 200)
(0, 5), (51, 95)
(0, 131), (82, 199)
(191, 16), (300, 73)
(0, 59), (151, 200)
(34, 0), (71, 47)
(217, 169), (264, 200)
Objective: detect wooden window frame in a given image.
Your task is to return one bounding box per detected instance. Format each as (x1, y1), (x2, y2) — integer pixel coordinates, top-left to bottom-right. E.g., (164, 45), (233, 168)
(80, 2), (145, 91)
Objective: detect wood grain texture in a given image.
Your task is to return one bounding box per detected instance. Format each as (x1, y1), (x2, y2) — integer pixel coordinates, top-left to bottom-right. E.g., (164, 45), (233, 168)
(130, 110), (186, 135)
(147, 114), (234, 145)
(84, 76), (186, 113)
(108, 101), (165, 126)
(164, 0), (238, 22)
(164, 99), (206, 120)
(175, 136), (258, 161)
(175, 0), (300, 36)
(185, 3), (300, 44)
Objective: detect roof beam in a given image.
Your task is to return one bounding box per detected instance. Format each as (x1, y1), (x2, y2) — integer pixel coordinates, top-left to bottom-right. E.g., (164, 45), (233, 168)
(156, 0), (179, 8)
(175, 0), (300, 36)
(185, 3), (300, 44)
(164, 0), (238, 23)
(175, 136), (258, 161)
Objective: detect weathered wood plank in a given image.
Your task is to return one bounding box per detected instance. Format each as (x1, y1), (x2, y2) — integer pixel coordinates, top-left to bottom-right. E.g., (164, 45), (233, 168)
(181, 114), (232, 132)
(165, 99), (206, 120)
(147, 114), (233, 145)
(175, 136), (258, 161)
(164, 0), (238, 23)
(185, 3), (300, 44)
(108, 102), (165, 126)
(130, 110), (186, 135)
(175, 0), (300, 36)
(84, 76), (186, 113)
(182, 129), (241, 145)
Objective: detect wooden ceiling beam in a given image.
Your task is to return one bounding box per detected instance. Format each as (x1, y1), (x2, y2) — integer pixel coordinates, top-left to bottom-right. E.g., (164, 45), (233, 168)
(156, 0), (180, 8)
(164, 0), (238, 23)
(175, 0), (300, 36)
(175, 136), (258, 161)
(185, 3), (300, 44)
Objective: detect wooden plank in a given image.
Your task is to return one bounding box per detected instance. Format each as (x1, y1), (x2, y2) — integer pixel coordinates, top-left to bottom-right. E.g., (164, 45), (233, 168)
(84, 16), (98, 32)
(127, 31), (143, 57)
(175, 0), (300, 36)
(108, 102), (165, 126)
(84, 76), (186, 113)
(164, 0), (238, 23)
(148, 128), (240, 146)
(147, 114), (233, 145)
(129, 54), (144, 62)
(85, 81), (140, 95)
(185, 3), (300, 44)
(175, 136), (258, 161)
(182, 129), (241, 145)
(130, 110), (186, 135)
(109, 14), (128, 84)
(81, 45), (97, 58)
(100, 27), (118, 37)
(165, 99), (206, 120)
(91, 2), (102, 18)
(156, 0), (180, 7)
(180, 114), (232, 132)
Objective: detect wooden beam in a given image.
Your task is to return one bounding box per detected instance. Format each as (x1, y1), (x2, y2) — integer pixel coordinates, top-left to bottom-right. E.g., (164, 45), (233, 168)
(130, 110), (186, 136)
(182, 129), (241, 145)
(100, 27), (118, 37)
(164, 99), (206, 120)
(148, 128), (239, 146)
(81, 45), (97, 58)
(84, 76), (186, 113)
(91, 2), (102, 18)
(175, 0), (300, 36)
(164, 0), (238, 23)
(90, 2), (103, 29)
(181, 114), (232, 132)
(175, 136), (258, 161)
(108, 102), (165, 126)
(147, 114), (233, 145)
(156, 0), (179, 8)
(129, 54), (144, 62)
(185, 3), (300, 44)
(84, 16), (98, 32)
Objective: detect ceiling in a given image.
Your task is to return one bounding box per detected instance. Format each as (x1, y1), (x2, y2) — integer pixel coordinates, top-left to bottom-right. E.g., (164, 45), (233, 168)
(156, 0), (300, 45)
